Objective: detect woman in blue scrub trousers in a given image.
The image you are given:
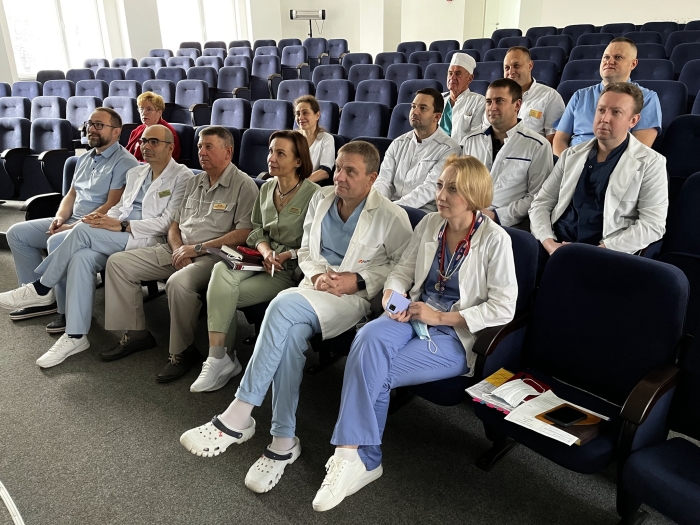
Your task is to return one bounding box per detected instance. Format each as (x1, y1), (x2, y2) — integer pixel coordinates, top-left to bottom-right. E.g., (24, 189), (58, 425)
(311, 154), (519, 512)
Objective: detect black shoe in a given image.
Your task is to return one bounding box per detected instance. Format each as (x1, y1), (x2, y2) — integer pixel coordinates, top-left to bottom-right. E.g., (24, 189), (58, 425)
(156, 346), (201, 383)
(100, 332), (157, 361)
(9, 302), (58, 321)
(46, 314), (66, 334)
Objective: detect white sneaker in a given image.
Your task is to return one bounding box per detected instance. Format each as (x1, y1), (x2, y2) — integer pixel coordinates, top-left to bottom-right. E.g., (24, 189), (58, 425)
(36, 334), (90, 368)
(0, 284), (55, 310)
(312, 455), (383, 512)
(245, 438), (301, 493)
(190, 354), (242, 393)
(179, 416), (255, 457)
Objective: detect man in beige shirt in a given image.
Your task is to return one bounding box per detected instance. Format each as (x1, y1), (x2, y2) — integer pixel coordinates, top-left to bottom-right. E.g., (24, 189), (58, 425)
(102, 126), (259, 383)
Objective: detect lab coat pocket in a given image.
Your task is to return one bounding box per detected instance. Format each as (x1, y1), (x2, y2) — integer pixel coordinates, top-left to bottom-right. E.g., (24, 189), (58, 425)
(496, 157), (531, 187)
(209, 202), (237, 229)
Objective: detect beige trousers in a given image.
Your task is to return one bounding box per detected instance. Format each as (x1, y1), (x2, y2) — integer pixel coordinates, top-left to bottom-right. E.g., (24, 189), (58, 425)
(105, 243), (216, 354)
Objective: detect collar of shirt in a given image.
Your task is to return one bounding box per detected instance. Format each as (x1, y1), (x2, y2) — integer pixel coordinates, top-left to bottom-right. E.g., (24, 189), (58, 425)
(590, 133), (631, 166)
(197, 164), (233, 191)
(522, 78), (539, 98)
(411, 127), (441, 145)
(484, 120), (522, 143)
(89, 141), (121, 160)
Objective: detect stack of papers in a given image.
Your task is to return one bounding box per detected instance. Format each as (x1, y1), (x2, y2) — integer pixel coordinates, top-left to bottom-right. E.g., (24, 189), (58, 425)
(466, 369), (518, 413)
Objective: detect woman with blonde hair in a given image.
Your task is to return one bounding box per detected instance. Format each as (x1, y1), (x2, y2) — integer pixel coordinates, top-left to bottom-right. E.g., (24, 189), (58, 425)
(294, 94), (335, 185)
(126, 91), (181, 161)
(311, 155), (519, 512)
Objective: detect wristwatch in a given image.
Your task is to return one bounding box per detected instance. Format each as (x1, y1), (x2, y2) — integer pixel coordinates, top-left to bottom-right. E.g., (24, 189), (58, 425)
(355, 273), (366, 291)
(194, 243), (203, 255)
(120, 220), (129, 232)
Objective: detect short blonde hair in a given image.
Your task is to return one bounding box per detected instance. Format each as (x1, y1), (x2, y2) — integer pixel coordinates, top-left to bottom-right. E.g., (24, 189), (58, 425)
(136, 91), (165, 112)
(443, 155), (493, 210)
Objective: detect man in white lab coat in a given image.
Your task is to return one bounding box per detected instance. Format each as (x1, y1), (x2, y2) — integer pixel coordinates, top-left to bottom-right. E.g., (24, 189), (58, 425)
(374, 88), (460, 212)
(0, 125), (192, 368)
(530, 83), (667, 269)
(462, 78), (553, 228)
(179, 140), (413, 495)
(439, 52), (485, 144)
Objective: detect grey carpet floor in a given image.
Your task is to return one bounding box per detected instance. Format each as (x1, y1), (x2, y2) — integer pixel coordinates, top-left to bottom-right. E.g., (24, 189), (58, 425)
(0, 206), (677, 525)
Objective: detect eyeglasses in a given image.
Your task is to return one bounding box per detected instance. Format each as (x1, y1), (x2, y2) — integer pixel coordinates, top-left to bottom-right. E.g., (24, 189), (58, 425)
(84, 121), (118, 131)
(138, 107), (158, 114)
(140, 138), (173, 147)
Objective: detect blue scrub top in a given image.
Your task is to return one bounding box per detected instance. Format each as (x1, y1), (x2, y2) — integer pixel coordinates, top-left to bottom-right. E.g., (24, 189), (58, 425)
(420, 245), (461, 339)
(72, 142), (138, 218)
(320, 196), (366, 266)
(126, 170), (153, 221)
(439, 99), (453, 137)
(554, 81), (662, 146)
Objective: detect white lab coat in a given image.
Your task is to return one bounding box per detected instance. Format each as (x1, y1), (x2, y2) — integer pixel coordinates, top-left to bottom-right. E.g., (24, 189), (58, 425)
(279, 186), (413, 338)
(107, 158), (193, 250)
(383, 212), (518, 375)
(461, 121), (553, 227)
(529, 134), (668, 253)
(443, 89), (486, 145)
(374, 128), (460, 212)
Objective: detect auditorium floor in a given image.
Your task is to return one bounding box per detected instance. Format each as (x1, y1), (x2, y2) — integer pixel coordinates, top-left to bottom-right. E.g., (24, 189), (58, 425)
(0, 204), (675, 525)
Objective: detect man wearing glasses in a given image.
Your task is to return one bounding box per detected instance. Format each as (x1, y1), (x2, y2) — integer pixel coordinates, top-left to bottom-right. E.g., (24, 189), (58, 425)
(0, 125), (192, 368)
(2, 107), (137, 324)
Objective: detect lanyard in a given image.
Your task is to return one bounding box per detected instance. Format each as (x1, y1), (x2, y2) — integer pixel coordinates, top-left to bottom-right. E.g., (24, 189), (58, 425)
(435, 212), (483, 297)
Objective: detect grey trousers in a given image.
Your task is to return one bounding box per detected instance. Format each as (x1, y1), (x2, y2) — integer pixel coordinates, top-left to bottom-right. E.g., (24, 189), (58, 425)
(104, 243), (217, 354)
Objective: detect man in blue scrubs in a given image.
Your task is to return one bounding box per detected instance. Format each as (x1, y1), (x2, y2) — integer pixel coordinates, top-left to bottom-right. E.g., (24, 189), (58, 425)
(552, 37), (662, 156)
(1, 108), (137, 322)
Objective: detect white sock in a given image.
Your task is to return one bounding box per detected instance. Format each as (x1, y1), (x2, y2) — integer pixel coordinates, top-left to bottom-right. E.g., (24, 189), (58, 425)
(271, 436), (296, 452)
(219, 398), (254, 431)
(208, 345), (227, 359)
(334, 447), (358, 462)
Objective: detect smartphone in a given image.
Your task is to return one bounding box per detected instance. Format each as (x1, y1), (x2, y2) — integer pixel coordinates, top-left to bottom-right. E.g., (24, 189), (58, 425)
(385, 291), (410, 314)
(543, 405), (588, 427)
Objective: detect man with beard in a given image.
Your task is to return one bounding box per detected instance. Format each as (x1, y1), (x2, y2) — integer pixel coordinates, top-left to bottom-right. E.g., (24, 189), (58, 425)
(3, 107), (137, 321)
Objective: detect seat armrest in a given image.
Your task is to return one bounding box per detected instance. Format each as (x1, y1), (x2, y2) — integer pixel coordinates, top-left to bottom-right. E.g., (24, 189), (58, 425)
(620, 363), (680, 426)
(189, 103), (211, 126)
(38, 149), (69, 162)
(232, 87), (251, 100)
(472, 313), (530, 357)
(21, 192), (64, 220)
(1, 147), (31, 160)
(21, 192), (62, 211)
(267, 74), (283, 98)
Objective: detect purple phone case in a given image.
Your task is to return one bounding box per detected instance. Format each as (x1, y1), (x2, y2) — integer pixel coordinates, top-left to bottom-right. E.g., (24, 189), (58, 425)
(386, 291), (410, 314)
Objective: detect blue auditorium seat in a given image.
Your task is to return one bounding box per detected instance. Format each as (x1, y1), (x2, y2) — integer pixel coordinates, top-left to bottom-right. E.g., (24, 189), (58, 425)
(66, 96), (100, 141)
(203, 48), (226, 61)
(304, 37), (329, 69)
(204, 40), (226, 50)
(108, 80), (140, 98)
(348, 64), (383, 89)
(397, 79), (442, 104)
(75, 80), (108, 101)
(156, 67), (187, 84)
(139, 57), (166, 71)
(387, 102), (412, 139)
(535, 34), (574, 56)
(429, 40), (460, 61)
(167, 57), (194, 71)
(385, 63), (422, 90)
(224, 55), (252, 71)
(641, 21), (678, 44)
(408, 51), (442, 75)
(177, 48), (200, 61)
(569, 44), (606, 61)
(103, 96), (139, 124)
(341, 53), (373, 76)
(635, 43), (667, 59)
(473, 62), (503, 82)
(311, 65), (345, 86)
(179, 41), (202, 53)
(679, 60), (700, 110)
(397, 41), (426, 61)
(556, 79), (598, 104)
(601, 22), (636, 37)
(374, 52), (406, 75)
(474, 244), (687, 476)
(624, 31), (663, 44)
(30, 96), (66, 120)
(250, 56), (282, 101)
(424, 63), (450, 91)
(659, 115), (700, 204)
(670, 43), (700, 77)
(665, 31), (700, 58)
(277, 38), (301, 56)
(210, 98), (251, 129)
(66, 69), (94, 83)
(0, 98), (30, 119)
(150, 48), (173, 59)
(577, 33), (615, 46)
(250, 99), (293, 130)
(216, 66), (250, 100)
(530, 46), (567, 72)
(630, 59), (674, 81)
(338, 101), (390, 140)
(43, 80), (74, 99)
(19, 118), (74, 199)
(255, 46), (280, 58)
(84, 58), (108, 73)
(327, 39), (349, 64)
(484, 48), (508, 63)
(276, 79), (314, 103)
(463, 38), (495, 60)
(125, 67), (155, 85)
(253, 39), (276, 50)
(280, 45), (309, 80)
(561, 59), (600, 81)
(238, 128), (275, 177)
(315, 79), (355, 108)
(142, 80), (175, 104)
(354, 80), (397, 108)
(498, 36), (531, 49)
(36, 70), (64, 84)
(562, 24), (595, 47)
(492, 28), (522, 46)
(526, 26), (557, 43)
(169, 80), (208, 125)
(0, 117), (30, 198)
(12, 82), (42, 101)
(111, 58), (137, 71)
(228, 47), (254, 61)
(318, 101), (340, 134)
(531, 60), (558, 88)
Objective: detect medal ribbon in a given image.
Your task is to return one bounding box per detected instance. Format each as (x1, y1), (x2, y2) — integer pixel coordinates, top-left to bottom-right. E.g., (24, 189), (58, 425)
(436, 211), (483, 297)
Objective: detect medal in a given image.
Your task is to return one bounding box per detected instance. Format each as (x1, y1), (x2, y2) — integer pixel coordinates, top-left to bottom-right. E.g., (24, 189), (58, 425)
(435, 212), (484, 297)
(435, 282), (441, 291)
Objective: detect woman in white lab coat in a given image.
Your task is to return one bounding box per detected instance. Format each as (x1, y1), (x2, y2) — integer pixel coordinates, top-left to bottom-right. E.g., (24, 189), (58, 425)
(311, 155), (519, 512)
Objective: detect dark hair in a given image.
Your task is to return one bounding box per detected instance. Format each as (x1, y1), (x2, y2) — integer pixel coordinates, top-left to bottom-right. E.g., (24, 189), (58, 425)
(95, 106), (122, 128)
(506, 46), (531, 61)
(415, 87), (444, 114)
(269, 130), (313, 179)
(293, 94), (327, 134)
(610, 36), (638, 55)
(338, 141), (380, 175)
(487, 78), (523, 102)
(199, 125), (234, 149)
(602, 82), (644, 115)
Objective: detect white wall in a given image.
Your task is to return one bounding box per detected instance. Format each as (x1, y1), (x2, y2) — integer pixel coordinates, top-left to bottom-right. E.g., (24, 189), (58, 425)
(279, 0), (361, 51)
(401, 0), (466, 45)
(248, 0), (283, 42)
(118, 0), (162, 60)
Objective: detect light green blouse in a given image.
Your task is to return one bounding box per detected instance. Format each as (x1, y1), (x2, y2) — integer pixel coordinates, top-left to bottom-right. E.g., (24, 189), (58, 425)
(246, 178), (320, 270)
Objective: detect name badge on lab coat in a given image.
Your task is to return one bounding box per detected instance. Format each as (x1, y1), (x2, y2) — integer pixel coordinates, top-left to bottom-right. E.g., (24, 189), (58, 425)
(288, 206), (302, 215)
(158, 189), (171, 198)
(212, 202), (227, 211)
(529, 109), (543, 119)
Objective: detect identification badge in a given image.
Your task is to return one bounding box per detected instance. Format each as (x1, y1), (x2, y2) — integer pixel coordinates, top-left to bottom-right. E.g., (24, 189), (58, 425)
(212, 202), (227, 211)
(288, 206), (301, 215)
(529, 109), (543, 119)
(158, 189), (171, 198)
(426, 296), (450, 313)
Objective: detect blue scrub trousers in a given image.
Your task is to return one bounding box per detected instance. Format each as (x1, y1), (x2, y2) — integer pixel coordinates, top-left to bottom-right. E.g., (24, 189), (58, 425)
(235, 292), (321, 439)
(331, 315), (469, 471)
(33, 221), (130, 335)
(6, 216), (79, 285)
